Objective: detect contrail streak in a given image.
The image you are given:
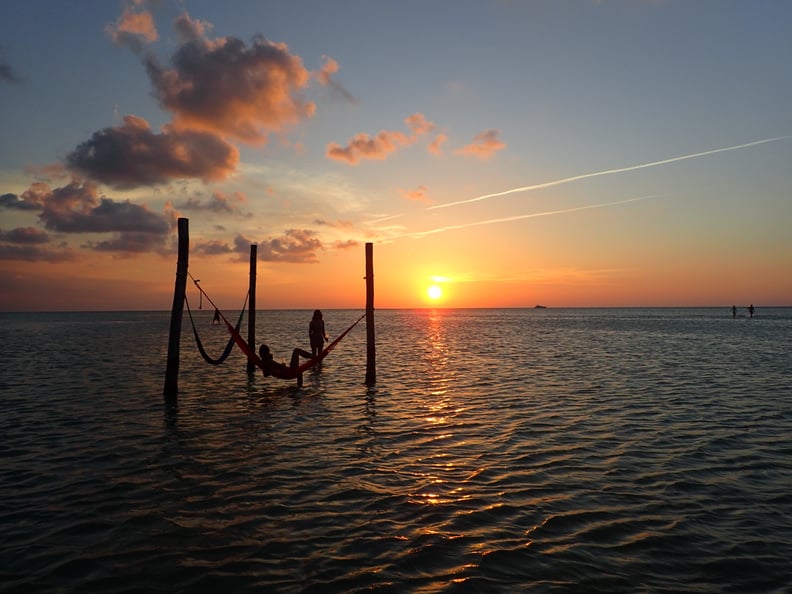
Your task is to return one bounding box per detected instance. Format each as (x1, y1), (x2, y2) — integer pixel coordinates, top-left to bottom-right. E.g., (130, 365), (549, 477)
(410, 194), (659, 238)
(427, 136), (790, 210)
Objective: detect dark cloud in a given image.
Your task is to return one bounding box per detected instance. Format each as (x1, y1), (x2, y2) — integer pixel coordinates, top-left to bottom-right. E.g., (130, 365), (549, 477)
(194, 239), (233, 256)
(180, 190), (248, 214)
(0, 181), (173, 258)
(65, 115), (238, 189)
(145, 17), (316, 143)
(0, 227), (50, 244)
(256, 229), (323, 263)
(0, 46), (22, 84)
(196, 229), (329, 263)
(0, 243), (74, 262)
(0, 192), (40, 211)
(233, 234), (252, 255)
(0, 61), (22, 84)
(315, 56), (356, 103)
(85, 231), (168, 253)
(29, 180), (171, 235)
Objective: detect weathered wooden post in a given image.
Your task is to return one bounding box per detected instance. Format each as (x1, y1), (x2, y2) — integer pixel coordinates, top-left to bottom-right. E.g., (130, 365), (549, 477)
(365, 242), (376, 385)
(164, 217), (189, 404)
(247, 243), (257, 374)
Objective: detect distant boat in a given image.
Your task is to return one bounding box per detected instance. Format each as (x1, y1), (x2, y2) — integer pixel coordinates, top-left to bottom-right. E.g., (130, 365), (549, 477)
(534, 304), (547, 309)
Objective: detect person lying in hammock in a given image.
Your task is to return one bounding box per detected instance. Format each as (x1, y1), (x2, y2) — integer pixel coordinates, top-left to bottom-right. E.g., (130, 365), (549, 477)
(258, 343), (315, 377)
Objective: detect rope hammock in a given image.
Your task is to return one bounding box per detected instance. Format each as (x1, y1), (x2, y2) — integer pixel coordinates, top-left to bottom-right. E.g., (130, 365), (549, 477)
(184, 291), (248, 365)
(223, 313), (366, 380)
(187, 271), (365, 380)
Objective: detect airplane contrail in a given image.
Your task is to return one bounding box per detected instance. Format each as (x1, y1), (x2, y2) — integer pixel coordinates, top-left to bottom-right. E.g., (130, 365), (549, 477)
(410, 194), (659, 239)
(427, 136), (790, 211)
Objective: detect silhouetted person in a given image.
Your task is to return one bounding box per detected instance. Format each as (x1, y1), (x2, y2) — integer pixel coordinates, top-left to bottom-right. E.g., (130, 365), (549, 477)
(258, 344), (314, 377)
(212, 308), (221, 325)
(748, 304), (755, 318)
(732, 305), (737, 318)
(309, 309), (329, 357)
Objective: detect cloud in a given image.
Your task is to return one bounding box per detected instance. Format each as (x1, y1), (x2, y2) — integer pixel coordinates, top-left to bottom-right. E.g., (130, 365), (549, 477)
(193, 229), (324, 263)
(194, 239), (233, 256)
(0, 227), (50, 244)
(0, 226), (74, 263)
(65, 115), (239, 188)
(0, 244), (74, 262)
(400, 185), (432, 204)
(106, 1), (158, 53)
(404, 113), (437, 135)
(326, 113), (436, 165)
(144, 14), (316, 144)
(326, 130), (410, 164)
(0, 47), (22, 84)
(454, 129), (506, 160)
(428, 133), (448, 156)
(255, 229), (323, 263)
(313, 219), (353, 229)
(315, 56), (356, 103)
(332, 239), (359, 249)
(17, 180), (172, 242)
(85, 231), (168, 254)
(173, 11), (213, 42)
(0, 61), (22, 84)
(0, 193), (40, 211)
(180, 190), (248, 214)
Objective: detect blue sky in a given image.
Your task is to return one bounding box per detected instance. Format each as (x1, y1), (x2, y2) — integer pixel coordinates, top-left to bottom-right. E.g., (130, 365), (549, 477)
(1, 0), (790, 310)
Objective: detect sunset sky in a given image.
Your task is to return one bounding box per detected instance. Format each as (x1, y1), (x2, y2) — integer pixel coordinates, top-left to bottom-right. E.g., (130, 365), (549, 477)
(1, 0), (790, 311)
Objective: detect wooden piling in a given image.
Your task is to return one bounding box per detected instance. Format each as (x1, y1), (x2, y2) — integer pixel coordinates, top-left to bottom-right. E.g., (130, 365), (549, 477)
(163, 218), (189, 403)
(365, 242), (376, 385)
(247, 244), (257, 374)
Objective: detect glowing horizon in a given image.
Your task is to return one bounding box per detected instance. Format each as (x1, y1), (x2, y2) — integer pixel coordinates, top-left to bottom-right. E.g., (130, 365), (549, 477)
(1, 2), (790, 311)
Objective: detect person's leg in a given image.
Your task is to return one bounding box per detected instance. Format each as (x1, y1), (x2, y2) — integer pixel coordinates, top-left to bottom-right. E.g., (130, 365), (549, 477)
(290, 348), (314, 368)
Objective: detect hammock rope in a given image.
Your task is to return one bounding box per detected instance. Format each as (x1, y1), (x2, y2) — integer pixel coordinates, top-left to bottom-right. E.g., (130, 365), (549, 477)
(184, 291), (248, 365)
(187, 271), (366, 380)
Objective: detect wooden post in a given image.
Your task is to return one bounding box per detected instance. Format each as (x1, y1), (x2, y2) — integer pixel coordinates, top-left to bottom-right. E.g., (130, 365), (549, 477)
(365, 242), (376, 385)
(163, 218), (189, 404)
(247, 244), (257, 374)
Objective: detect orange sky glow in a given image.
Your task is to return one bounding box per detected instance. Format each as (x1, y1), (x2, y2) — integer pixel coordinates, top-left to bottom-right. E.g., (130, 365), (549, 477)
(1, 2), (790, 311)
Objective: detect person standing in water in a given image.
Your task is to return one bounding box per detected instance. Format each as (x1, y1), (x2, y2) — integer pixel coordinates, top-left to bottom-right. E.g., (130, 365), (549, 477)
(732, 305), (737, 318)
(309, 309), (329, 357)
(748, 304), (755, 318)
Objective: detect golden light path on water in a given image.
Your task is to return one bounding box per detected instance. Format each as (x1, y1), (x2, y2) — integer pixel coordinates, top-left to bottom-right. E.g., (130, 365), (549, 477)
(1, 308), (791, 592)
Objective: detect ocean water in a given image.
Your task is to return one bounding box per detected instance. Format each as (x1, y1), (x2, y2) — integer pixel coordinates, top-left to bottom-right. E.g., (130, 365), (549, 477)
(1, 307), (791, 593)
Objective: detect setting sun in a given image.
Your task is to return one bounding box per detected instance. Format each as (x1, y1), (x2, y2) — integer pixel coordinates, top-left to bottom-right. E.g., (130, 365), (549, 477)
(427, 285), (443, 301)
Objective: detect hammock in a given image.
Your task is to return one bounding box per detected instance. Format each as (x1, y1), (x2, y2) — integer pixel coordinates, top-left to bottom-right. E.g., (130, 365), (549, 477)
(224, 313), (366, 380)
(185, 292), (248, 365)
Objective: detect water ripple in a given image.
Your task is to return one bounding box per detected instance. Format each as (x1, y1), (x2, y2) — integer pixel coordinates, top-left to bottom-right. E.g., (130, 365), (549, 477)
(1, 309), (791, 592)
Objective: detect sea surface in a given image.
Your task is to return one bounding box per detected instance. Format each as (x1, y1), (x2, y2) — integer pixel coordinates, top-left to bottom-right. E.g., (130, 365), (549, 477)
(1, 307), (791, 593)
